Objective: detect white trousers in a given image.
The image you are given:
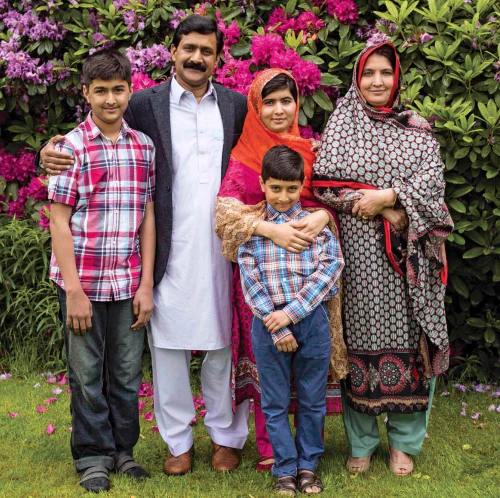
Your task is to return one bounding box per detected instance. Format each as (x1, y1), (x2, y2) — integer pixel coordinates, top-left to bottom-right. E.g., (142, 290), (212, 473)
(149, 338), (249, 457)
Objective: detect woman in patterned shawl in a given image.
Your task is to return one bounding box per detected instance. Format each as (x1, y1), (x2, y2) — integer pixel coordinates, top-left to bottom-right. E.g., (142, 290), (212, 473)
(312, 42), (454, 475)
(215, 68), (348, 473)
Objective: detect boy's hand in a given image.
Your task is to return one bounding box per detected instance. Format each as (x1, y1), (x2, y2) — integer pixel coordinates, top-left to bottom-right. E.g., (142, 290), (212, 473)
(264, 310), (292, 334)
(132, 285), (154, 330)
(66, 288), (92, 335)
(276, 334), (298, 353)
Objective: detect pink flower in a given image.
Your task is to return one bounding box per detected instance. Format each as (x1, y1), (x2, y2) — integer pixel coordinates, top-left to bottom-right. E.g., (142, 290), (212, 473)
(215, 12), (241, 47)
(143, 412), (154, 422)
(46, 376), (57, 384)
(46, 423), (56, 434)
(0, 148), (36, 184)
(151, 426), (159, 432)
(490, 391), (500, 397)
(44, 398), (58, 404)
(57, 374), (68, 385)
(266, 7), (295, 35)
(138, 400), (146, 412)
(296, 11), (325, 34)
(251, 34), (285, 66)
(453, 383), (467, 392)
(131, 72), (158, 91)
(189, 416), (197, 425)
(326, 0), (359, 25)
(8, 412), (19, 418)
(214, 58), (254, 95)
(299, 125), (321, 141)
(471, 412), (482, 420)
(68, 427), (73, 432)
(66, 388), (71, 393)
(290, 58), (322, 96)
(37, 405), (48, 413)
(199, 409), (207, 417)
(52, 387), (62, 395)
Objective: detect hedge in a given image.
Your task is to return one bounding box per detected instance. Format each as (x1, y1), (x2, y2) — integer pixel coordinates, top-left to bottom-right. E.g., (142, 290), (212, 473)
(0, 0), (499, 379)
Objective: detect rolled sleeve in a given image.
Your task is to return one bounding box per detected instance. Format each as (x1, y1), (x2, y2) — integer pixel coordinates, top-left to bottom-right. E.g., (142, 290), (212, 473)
(271, 326), (292, 344)
(47, 143), (79, 207)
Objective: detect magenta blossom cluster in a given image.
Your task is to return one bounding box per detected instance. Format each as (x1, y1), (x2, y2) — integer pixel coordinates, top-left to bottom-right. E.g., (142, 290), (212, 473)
(299, 125), (321, 141)
(266, 7), (325, 37)
(131, 72), (160, 91)
(251, 34), (321, 96)
(126, 42), (171, 74)
(0, 148), (36, 183)
(216, 11), (241, 48)
(326, 0), (359, 25)
(214, 58), (254, 95)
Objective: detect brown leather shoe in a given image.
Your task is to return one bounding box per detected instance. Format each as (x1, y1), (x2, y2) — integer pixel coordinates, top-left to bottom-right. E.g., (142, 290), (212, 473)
(163, 446), (194, 476)
(211, 441), (240, 472)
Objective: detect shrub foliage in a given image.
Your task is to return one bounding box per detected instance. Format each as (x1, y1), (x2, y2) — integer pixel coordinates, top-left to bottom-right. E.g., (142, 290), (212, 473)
(0, 0), (499, 379)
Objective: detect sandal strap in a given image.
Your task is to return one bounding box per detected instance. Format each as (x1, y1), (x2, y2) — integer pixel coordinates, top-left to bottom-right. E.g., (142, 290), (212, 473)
(79, 466), (109, 484)
(115, 455), (141, 473)
(275, 475), (297, 494)
(297, 471), (324, 492)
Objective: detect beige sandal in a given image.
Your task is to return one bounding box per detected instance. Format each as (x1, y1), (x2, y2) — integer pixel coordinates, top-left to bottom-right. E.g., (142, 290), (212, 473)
(346, 456), (371, 473)
(389, 449), (413, 476)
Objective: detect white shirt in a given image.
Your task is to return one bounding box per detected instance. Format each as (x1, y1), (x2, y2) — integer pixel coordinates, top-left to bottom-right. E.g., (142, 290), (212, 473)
(149, 76), (233, 350)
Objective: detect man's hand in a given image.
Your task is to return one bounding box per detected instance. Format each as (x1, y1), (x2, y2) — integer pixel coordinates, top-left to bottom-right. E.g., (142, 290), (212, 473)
(131, 284), (154, 330)
(381, 208), (409, 231)
(40, 135), (73, 175)
(269, 222), (313, 253)
(66, 288), (92, 335)
(276, 334), (298, 353)
(264, 310), (292, 334)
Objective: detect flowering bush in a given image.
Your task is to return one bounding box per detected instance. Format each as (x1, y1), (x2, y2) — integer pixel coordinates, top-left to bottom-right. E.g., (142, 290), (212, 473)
(0, 0), (499, 378)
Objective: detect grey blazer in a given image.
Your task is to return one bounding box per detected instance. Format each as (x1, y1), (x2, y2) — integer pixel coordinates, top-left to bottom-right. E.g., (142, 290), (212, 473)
(124, 80), (248, 286)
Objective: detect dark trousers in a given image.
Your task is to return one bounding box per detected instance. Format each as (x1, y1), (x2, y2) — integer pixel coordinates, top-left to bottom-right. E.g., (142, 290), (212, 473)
(57, 286), (144, 471)
(251, 304), (331, 478)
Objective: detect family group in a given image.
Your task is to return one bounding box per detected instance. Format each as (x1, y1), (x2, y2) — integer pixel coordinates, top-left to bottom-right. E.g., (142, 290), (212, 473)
(39, 14), (453, 496)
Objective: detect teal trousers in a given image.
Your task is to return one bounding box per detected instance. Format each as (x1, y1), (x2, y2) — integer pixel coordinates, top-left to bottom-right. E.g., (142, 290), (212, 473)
(342, 377), (436, 457)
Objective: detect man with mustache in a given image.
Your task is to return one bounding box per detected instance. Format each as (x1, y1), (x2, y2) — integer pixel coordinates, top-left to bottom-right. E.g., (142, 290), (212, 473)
(39, 15), (249, 475)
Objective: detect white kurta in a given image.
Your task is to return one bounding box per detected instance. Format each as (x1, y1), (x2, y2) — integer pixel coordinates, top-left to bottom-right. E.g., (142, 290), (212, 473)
(149, 77), (233, 350)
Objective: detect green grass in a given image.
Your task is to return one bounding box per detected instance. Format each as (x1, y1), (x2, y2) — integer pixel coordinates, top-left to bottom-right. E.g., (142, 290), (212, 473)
(0, 375), (499, 498)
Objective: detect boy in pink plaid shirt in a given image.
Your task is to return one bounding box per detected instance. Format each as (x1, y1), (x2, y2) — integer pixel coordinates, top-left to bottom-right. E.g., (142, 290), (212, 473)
(48, 50), (155, 493)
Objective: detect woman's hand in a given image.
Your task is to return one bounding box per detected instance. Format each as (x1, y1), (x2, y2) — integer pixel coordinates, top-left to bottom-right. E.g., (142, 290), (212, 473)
(40, 135), (74, 175)
(267, 221), (314, 253)
(381, 208), (409, 231)
(352, 188), (396, 219)
(290, 209), (329, 238)
(310, 138), (321, 152)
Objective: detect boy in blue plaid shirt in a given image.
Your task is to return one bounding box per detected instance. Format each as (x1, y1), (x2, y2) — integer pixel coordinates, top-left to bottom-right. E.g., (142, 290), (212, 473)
(238, 145), (344, 495)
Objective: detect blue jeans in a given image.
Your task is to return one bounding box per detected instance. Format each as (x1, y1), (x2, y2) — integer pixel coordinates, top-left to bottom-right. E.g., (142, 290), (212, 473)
(57, 286), (145, 471)
(251, 304), (331, 478)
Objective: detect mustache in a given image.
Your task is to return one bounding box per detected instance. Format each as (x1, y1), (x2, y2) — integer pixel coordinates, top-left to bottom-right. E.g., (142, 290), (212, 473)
(183, 61), (207, 72)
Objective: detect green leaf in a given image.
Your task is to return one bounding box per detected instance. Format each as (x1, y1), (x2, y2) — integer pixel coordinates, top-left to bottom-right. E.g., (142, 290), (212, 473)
(484, 328), (496, 344)
(320, 73), (342, 86)
(467, 318), (487, 328)
(311, 89), (333, 112)
(463, 247), (485, 259)
(449, 199), (467, 213)
(450, 275), (469, 298)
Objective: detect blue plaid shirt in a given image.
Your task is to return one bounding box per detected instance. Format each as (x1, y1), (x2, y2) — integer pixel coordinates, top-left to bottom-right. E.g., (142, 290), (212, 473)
(238, 202), (344, 344)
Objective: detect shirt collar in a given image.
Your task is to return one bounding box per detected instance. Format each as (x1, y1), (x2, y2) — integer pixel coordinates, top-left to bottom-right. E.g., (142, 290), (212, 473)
(83, 112), (132, 141)
(170, 75), (218, 105)
(267, 201), (302, 221)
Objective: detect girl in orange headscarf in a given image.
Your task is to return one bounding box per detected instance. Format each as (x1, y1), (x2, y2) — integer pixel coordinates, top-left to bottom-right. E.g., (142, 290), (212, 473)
(215, 69), (347, 473)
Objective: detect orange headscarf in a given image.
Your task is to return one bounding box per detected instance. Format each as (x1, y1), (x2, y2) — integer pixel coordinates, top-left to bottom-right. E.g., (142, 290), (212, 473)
(231, 68), (316, 200)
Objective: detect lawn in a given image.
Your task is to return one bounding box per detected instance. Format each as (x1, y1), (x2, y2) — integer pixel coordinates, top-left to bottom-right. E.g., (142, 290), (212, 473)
(0, 373), (499, 498)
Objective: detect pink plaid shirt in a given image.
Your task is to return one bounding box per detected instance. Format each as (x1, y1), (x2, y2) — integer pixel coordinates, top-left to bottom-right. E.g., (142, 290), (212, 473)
(48, 113), (155, 301)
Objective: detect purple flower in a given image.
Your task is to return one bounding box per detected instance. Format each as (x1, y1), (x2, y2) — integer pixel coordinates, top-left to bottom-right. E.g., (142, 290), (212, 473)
(453, 383), (467, 392)
(420, 33), (433, 43)
(0, 373), (12, 380)
(470, 412), (481, 420)
(126, 42), (171, 73)
(170, 8), (187, 30)
(460, 402), (467, 416)
(440, 391), (450, 397)
(488, 404), (496, 411)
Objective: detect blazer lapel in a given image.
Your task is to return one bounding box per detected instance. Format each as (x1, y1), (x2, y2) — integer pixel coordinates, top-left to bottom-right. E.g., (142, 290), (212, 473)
(151, 80), (173, 174)
(216, 85), (234, 179)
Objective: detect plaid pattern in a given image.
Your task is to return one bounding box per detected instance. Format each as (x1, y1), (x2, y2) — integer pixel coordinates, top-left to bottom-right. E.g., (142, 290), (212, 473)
(49, 113), (155, 301)
(238, 202), (344, 344)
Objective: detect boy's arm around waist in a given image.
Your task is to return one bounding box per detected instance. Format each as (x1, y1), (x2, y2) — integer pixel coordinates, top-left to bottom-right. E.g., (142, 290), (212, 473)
(282, 228), (344, 324)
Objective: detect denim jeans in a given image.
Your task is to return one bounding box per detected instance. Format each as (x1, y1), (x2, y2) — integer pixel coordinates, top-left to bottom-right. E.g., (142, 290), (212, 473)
(57, 286), (145, 471)
(251, 304), (331, 478)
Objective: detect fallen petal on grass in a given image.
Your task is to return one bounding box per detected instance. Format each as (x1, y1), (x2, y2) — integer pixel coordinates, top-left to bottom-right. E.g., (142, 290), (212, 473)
(44, 398), (58, 404)
(37, 405), (47, 413)
(453, 384), (467, 392)
(151, 426), (159, 432)
(52, 387), (62, 395)
(488, 404), (496, 411)
(138, 400), (146, 412)
(46, 377), (57, 384)
(0, 373), (13, 380)
(440, 391), (449, 397)
(68, 427), (72, 432)
(8, 412), (19, 418)
(143, 412), (154, 422)
(33, 382), (40, 388)
(471, 412), (482, 420)
(46, 424), (56, 434)
(199, 410), (207, 417)
(57, 374), (68, 385)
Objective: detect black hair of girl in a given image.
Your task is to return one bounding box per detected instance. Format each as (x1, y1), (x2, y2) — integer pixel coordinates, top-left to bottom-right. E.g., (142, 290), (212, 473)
(371, 45), (397, 71)
(261, 73), (298, 102)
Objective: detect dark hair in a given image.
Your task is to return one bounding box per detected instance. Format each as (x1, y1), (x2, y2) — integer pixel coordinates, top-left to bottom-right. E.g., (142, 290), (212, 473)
(370, 45), (397, 70)
(262, 145), (304, 183)
(172, 15), (224, 55)
(82, 49), (131, 87)
(261, 73), (298, 102)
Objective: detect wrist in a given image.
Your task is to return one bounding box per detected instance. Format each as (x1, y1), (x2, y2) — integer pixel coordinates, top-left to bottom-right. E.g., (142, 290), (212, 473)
(139, 280), (154, 290)
(66, 284), (84, 295)
(383, 189), (397, 208)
